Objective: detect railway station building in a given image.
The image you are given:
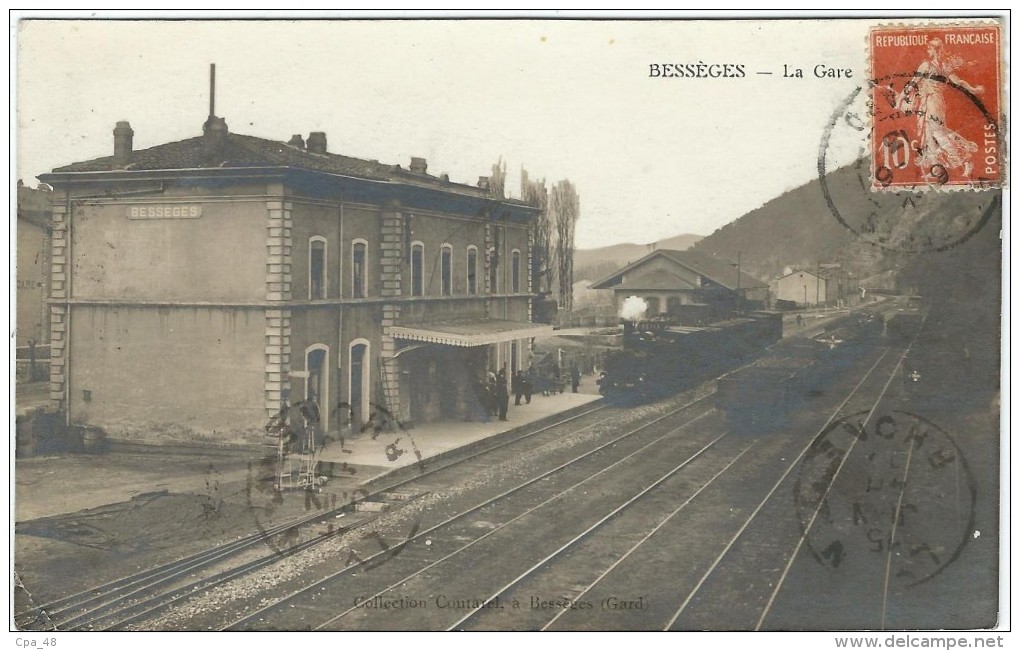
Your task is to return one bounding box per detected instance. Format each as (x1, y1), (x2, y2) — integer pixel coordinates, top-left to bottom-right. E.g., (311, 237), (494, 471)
(771, 266), (849, 307)
(590, 249), (768, 324)
(39, 114), (550, 446)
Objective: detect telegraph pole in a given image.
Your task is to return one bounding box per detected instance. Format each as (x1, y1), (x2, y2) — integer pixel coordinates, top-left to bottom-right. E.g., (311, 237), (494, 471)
(816, 259), (821, 307)
(209, 63), (216, 117)
(736, 251), (741, 316)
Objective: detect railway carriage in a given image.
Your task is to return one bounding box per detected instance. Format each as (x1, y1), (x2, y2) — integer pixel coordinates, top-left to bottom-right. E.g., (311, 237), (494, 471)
(603, 312), (784, 405)
(715, 307), (904, 433)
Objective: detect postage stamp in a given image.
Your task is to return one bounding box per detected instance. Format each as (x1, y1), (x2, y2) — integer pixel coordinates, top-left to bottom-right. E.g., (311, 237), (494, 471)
(869, 24), (1003, 190)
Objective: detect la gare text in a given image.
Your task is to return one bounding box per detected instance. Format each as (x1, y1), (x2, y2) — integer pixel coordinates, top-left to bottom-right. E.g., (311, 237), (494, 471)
(649, 63), (853, 79)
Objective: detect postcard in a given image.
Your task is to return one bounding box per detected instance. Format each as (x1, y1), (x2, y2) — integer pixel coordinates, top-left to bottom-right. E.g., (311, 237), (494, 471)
(11, 13), (1007, 640)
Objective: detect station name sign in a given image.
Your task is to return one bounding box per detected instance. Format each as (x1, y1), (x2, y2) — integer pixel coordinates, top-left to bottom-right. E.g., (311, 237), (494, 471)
(127, 204), (202, 219)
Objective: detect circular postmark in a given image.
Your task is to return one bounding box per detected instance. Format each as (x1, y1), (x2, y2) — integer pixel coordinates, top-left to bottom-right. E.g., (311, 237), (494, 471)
(818, 74), (1002, 253)
(794, 409), (976, 587)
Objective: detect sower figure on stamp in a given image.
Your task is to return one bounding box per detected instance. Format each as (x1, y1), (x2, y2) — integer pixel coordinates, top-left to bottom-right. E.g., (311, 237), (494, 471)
(897, 38), (983, 179)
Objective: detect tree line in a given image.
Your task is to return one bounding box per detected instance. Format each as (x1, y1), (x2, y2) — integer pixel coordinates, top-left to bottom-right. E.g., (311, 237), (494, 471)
(489, 157), (579, 312)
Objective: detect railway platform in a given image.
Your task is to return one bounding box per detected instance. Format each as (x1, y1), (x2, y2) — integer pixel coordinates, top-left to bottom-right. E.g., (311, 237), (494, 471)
(308, 390), (602, 488)
(13, 389), (602, 524)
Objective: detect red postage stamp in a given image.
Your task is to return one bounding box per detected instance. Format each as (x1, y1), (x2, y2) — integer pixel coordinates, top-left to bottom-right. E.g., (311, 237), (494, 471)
(869, 23), (1003, 190)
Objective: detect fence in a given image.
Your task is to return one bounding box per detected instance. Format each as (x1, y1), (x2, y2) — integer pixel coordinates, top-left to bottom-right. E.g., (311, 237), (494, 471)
(554, 312), (620, 329)
(15, 343), (51, 383)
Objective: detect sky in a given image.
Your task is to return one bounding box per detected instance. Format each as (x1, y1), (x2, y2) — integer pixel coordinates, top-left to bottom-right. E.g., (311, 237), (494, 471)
(13, 15), (981, 249)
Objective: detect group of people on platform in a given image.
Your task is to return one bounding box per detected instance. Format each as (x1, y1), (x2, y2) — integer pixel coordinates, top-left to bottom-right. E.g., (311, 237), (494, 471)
(473, 362), (584, 422)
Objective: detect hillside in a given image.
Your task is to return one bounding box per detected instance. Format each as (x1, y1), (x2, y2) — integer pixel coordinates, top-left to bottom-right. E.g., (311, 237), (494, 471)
(690, 165), (867, 282)
(574, 233), (702, 282)
(574, 160), (997, 291)
(690, 160), (996, 285)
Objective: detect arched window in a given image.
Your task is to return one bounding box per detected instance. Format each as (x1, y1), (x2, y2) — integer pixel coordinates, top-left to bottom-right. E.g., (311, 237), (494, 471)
(511, 249), (521, 293)
(490, 226), (502, 293)
(304, 344), (329, 431)
(410, 241), (424, 296)
(309, 236), (327, 300)
(466, 246), (478, 295)
(348, 339), (371, 431)
(441, 244), (453, 296)
(352, 239), (368, 299)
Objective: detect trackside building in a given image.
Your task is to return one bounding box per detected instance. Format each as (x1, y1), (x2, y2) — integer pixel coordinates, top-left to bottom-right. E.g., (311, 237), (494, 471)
(40, 114), (549, 446)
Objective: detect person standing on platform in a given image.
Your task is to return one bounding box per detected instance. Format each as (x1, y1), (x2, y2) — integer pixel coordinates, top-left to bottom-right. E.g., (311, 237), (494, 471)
(570, 363), (581, 393)
(496, 367), (510, 421)
(529, 365), (546, 398)
(512, 370), (525, 406)
(486, 370), (498, 418)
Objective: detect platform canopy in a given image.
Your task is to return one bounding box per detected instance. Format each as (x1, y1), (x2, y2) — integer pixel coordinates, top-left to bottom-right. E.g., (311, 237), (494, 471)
(389, 318), (554, 347)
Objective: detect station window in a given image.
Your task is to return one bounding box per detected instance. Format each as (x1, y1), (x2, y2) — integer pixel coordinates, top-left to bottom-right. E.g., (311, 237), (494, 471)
(352, 239), (367, 299)
(467, 246), (478, 295)
(646, 296), (661, 315)
(441, 244), (453, 296)
(490, 226), (502, 293)
(411, 242), (424, 297)
(309, 236), (327, 300)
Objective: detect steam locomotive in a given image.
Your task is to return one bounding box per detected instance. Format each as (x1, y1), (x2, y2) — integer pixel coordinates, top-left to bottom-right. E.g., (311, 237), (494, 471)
(602, 311), (783, 404)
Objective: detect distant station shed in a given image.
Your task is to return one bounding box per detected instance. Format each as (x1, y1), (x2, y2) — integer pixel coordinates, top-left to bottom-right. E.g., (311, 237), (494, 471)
(39, 101), (548, 445)
(591, 248), (768, 322)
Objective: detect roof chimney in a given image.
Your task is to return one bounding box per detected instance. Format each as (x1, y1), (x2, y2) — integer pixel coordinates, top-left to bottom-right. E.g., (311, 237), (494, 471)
(410, 157), (428, 174)
(477, 176), (490, 190)
(202, 115), (229, 162)
(201, 64), (228, 162)
(287, 134), (306, 149)
(113, 121), (134, 167)
(307, 132), (327, 154)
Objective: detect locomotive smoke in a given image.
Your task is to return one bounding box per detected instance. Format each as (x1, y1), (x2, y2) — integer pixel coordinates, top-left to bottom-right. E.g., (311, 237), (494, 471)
(619, 295), (648, 322)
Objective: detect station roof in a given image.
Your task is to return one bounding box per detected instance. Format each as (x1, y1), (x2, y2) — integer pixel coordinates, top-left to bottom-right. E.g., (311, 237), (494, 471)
(591, 249), (767, 292)
(41, 123), (536, 216)
(390, 318), (554, 347)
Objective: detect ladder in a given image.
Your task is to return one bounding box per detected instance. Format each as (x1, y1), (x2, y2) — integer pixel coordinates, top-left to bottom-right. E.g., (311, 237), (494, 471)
(261, 410), (294, 491)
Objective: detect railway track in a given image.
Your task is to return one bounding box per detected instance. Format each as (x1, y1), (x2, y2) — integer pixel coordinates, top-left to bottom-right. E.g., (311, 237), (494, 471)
(220, 392), (720, 630)
(15, 399), (610, 631)
(513, 318), (921, 631)
(49, 331), (789, 631)
(452, 341), (904, 631)
(18, 306), (915, 632)
(218, 328), (908, 631)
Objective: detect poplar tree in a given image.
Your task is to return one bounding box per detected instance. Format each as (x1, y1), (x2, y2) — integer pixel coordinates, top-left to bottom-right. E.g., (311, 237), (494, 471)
(549, 180), (580, 312)
(521, 168), (552, 295)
